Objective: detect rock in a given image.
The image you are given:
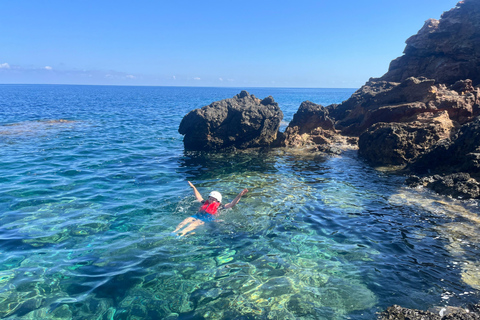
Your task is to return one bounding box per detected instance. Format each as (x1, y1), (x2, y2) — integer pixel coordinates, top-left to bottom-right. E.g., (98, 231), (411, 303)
(282, 101), (336, 148)
(407, 173), (480, 199)
(178, 91), (283, 151)
(328, 77), (436, 135)
(410, 116), (480, 177)
(286, 101), (334, 135)
(380, 0), (480, 86)
(379, 305), (441, 320)
(358, 111), (455, 165)
(329, 77), (479, 137)
(379, 304), (480, 320)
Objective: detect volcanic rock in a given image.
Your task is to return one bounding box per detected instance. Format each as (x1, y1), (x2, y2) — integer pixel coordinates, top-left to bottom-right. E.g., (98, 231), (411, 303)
(380, 0), (480, 86)
(358, 111), (455, 166)
(378, 304), (480, 320)
(283, 101), (335, 146)
(406, 173), (480, 199)
(329, 77), (479, 137)
(409, 116), (480, 177)
(178, 91), (283, 151)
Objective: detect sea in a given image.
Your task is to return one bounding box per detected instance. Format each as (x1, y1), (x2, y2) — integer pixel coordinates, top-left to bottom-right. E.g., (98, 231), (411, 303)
(1, 84), (479, 320)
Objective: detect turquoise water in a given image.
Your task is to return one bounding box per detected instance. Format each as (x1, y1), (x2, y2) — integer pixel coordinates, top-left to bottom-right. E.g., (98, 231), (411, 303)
(1, 84), (480, 319)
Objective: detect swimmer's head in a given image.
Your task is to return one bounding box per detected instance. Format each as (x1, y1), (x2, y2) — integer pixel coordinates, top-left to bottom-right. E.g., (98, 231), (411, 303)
(208, 191), (222, 203)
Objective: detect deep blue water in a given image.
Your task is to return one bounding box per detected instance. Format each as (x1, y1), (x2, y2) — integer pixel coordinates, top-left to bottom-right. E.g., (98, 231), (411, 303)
(1, 84), (480, 320)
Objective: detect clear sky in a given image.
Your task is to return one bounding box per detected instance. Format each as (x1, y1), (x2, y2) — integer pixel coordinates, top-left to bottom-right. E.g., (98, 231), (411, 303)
(0, 0), (459, 88)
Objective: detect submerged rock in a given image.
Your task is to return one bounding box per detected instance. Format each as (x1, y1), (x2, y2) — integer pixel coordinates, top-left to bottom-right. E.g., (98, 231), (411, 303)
(379, 304), (480, 320)
(281, 100), (356, 154)
(178, 91), (283, 151)
(406, 173), (480, 199)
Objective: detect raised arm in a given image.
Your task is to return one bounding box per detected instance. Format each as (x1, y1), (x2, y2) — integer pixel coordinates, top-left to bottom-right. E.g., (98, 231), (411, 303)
(188, 181), (204, 202)
(224, 189), (248, 209)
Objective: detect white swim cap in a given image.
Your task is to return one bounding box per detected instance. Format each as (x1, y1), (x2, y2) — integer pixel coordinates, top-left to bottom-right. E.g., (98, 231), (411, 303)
(209, 191), (222, 203)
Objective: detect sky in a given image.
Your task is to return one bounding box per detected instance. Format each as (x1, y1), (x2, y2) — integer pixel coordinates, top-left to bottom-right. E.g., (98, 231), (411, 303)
(0, 0), (460, 88)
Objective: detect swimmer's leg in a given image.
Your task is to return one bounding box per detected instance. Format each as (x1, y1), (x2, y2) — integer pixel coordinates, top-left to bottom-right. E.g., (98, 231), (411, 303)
(173, 217), (197, 234)
(177, 219), (204, 237)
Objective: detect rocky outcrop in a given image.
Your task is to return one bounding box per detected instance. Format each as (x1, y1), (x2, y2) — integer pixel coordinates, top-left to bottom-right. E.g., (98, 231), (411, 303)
(285, 101), (334, 135)
(282, 101), (334, 147)
(405, 115), (480, 197)
(178, 91), (283, 151)
(281, 101), (357, 154)
(177, 0), (480, 200)
(329, 77), (479, 137)
(322, 0), (480, 199)
(358, 111), (455, 165)
(379, 304), (480, 320)
(380, 1), (480, 86)
(406, 173), (480, 199)
(409, 116), (480, 176)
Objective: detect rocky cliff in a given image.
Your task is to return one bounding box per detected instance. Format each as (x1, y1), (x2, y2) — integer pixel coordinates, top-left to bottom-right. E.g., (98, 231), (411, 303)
(321, 0), (480, 199)
(178, 0), (480, 200)
(381, 1), (480, 86)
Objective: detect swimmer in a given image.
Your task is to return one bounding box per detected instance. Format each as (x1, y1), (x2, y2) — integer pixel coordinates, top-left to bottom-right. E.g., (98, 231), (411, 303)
(173, 181), (248, 237)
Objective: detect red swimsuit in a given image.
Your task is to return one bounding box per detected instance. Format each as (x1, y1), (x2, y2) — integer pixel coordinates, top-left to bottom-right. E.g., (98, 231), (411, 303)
(200, 200), (220, 215)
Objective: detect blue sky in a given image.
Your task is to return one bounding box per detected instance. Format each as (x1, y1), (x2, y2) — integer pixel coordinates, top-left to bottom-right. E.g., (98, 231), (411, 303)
(1, 0), (459, 88)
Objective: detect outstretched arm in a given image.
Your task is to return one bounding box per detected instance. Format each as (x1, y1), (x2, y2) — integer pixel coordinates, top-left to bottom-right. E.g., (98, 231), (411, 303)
(188, 181), (204, 202)
(224, 189), (248, 209)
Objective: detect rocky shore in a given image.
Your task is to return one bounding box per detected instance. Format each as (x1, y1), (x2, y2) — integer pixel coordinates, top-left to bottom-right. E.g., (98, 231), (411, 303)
(178, 2), (480, 317)
(179, 0), (480, 202)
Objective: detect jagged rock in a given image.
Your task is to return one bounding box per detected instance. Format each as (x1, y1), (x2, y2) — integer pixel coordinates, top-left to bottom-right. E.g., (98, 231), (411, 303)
(329, 77), (479, 136)
(406, 173), (480, 199)
(286, 101), (334, 135)
(410, 116), (480, 176)
(358, 111), (455, 165)
(379, 304), (480, 320)
(280, 100), (356, 154)
(178, 91), (283, 151)
(379, 305), (441, 320)
(380, 0), (480, 86)
(282, 101), (335, 147)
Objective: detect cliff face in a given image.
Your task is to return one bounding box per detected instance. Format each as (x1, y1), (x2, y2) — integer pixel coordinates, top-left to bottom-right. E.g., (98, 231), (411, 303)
(284, 0), (480, 198)
(381, 0), (480, 86)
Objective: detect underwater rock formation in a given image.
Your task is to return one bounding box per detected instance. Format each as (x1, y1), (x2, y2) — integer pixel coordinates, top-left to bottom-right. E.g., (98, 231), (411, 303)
(378, 304), (480, 320)
(179, 91), (283, 151)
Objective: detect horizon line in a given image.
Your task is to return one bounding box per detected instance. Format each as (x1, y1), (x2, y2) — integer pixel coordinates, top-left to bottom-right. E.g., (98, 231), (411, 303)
(0, 83), (359, 90)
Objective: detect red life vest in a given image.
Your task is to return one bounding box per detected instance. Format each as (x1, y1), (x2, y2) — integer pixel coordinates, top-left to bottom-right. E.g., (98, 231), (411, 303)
(199, 200), (221, 215)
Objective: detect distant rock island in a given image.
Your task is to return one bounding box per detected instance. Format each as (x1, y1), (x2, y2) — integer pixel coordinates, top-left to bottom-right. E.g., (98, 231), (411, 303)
(179, 0), (480, 202)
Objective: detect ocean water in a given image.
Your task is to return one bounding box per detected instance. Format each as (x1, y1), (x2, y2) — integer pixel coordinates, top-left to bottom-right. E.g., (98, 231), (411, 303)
(1, 84), (480, 320)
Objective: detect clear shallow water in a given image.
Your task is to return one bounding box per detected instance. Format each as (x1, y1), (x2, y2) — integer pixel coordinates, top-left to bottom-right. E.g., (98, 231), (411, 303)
(0, 84), (480, 319)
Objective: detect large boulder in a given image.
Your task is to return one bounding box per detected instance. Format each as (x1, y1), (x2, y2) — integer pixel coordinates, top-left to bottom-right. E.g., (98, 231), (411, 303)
(286, 101), (334, 135)
(178, 91), (283, 151)
(282, 101), (335, 147)
(380, 0), (480, 86)
(358, 111), (455, 166)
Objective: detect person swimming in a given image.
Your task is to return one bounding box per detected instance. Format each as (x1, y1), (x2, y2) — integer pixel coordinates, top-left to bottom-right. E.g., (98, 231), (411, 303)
(173, 181), (248, 237)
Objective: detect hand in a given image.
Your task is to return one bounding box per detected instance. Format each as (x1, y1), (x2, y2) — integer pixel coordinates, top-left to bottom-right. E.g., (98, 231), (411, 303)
(188, 181), (195, 188)
(240, 189), (248, 196)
